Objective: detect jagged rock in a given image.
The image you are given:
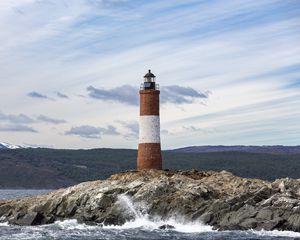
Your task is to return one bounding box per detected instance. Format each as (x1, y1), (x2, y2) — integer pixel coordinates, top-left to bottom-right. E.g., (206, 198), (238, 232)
(159, 224), (175, 230)
(198, 212), (212, 223)
(256, 208), (273, 220)
(9, 211), (46, 225)
(261, 217), (284, 231)
(286, 214), (300, 232)
(0, 170), (300, 232)
(240, 218), (258, 229)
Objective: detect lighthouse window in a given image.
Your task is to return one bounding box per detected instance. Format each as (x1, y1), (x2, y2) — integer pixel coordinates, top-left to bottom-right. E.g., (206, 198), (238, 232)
(144, 82), (151, 88)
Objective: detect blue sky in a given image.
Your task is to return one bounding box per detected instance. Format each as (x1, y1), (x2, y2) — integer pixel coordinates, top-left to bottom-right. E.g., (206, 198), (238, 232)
(0, 0), (299, 149)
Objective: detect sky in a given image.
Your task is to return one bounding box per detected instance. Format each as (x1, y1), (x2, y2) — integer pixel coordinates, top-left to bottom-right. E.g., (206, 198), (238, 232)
(0, 0), (299, 149)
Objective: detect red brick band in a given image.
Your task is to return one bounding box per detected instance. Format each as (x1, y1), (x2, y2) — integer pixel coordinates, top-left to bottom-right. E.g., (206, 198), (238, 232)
(137, 143), (162, 170)
(140, 90), (160, 116)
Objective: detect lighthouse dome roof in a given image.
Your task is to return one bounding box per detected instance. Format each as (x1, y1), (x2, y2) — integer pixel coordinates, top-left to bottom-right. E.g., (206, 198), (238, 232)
(144, 69), (156, 78)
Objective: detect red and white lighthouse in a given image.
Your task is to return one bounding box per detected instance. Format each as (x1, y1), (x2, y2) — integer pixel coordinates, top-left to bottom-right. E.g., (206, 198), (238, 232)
(137, 70), (162, 170)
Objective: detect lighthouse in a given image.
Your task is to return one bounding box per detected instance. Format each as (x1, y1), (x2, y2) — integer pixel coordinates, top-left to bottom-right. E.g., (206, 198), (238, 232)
(137, 70), (162, 170)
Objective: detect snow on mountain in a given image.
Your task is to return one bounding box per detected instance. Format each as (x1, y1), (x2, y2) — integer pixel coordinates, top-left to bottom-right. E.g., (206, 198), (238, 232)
(0, 142), (24, 149)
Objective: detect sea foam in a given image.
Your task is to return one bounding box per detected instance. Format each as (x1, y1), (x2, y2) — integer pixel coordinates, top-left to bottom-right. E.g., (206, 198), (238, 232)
(2, 194), (300, 238)
(250, 229), (300, 238)
(103, 194), (215, 232)
(0, 222), (9, 227)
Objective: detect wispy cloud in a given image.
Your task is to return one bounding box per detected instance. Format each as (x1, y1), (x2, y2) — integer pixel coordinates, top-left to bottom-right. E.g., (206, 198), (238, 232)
(0, 112), (35, 124)
(87, 85), (207, 105)
(118, 120), (139, 139)
(0, 124), (37, 133)
(0, 111), (67, 126)
(87, 85), (139, 106)
(65, 125), (120, 139)
(56, 91), (69, 99)
(27, 91), (50, 100)
(161, 85), (208, 104)
(23, 143), (54, 148)
(37, 115), (67, 124)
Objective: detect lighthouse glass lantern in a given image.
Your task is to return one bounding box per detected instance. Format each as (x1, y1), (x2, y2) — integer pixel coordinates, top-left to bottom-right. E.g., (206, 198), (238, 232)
(141, 70), (157, 90)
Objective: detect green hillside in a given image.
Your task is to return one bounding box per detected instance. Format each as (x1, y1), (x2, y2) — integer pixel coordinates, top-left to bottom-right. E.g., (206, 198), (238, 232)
(0, 148), (299, 189)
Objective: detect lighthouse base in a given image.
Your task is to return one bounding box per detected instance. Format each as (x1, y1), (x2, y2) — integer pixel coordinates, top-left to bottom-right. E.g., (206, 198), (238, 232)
(137, 143), (162, 170)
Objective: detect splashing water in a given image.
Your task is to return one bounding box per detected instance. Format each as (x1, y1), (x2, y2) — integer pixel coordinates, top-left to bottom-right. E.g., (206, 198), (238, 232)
(116, 194), (143, 219)
(0, 222), (9, 227)
(1, 191), (300, 239)
(107, 194), (214, 233)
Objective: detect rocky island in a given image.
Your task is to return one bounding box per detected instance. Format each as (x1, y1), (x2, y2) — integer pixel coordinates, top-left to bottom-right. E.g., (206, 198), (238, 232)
(1, 170), (300, 232)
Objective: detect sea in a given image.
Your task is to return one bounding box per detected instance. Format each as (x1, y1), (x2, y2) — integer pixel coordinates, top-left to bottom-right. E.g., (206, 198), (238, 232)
(1, 190), (300, 240)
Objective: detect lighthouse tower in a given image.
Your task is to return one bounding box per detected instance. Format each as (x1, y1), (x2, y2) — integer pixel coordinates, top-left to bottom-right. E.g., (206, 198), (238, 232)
(137, 70), (162, 170)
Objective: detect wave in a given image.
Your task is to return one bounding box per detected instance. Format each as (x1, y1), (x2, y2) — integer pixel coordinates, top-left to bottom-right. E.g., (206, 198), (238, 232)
(2, 218), (300, 239)
(1, 194), (300, 239)
(49, 219), (300, 238)
(250, 229), (300, 238)
(101, 194), (213, 233)
(50, 218), (212, 233)
(50, 219), (98, 230)
(103, 215), (213, 233)
(0, 222), (9, 227)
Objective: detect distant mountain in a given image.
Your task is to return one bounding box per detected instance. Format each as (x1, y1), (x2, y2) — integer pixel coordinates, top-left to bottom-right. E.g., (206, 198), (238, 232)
(2, 143), (300, 154)
(171, 145), (300, 154)
(1, 148), (300, 188)
(0, 142), (24, 150)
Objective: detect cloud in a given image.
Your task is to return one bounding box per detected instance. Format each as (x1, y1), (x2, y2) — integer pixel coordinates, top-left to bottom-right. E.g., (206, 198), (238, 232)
(12, 7), (25, 15)
(87, 85), (207, 105)
(23, 143), (54, 148)
(161, 85), (208, 104)
(65, 125), (120, 139)
(102, 125), (120, 135)
(1, 0), (300, 147)
(123, 122), (139, 136)
(0, 112), (35, 124)
(87, 85), (139, 106)
(56, 92), (69, 99)
(0, 124), (37, 133)
(118, 120), (139, 139)
(182, 125), (216, 134)
(37, 115), (67, 124)
(0, 112), (67, 126)
(161, 129), (170, 135)
(27, 91), (50, 99)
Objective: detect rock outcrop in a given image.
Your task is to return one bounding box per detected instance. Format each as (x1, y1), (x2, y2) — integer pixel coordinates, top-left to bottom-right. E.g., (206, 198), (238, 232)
(1, 170), (300, 231)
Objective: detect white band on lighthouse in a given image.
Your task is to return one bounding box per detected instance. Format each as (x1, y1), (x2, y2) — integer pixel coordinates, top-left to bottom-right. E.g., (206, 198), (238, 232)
(139, 115), (160, 143)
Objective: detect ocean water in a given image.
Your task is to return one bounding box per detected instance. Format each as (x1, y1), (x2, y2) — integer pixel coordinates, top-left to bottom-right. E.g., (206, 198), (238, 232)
(0, 189), (53, 201)
(1, 190), (300, 240)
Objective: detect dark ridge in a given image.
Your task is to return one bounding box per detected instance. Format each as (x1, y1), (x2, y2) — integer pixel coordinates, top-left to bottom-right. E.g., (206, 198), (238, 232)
(171, 145), (300, 154)
(1, 148), (300, 189)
